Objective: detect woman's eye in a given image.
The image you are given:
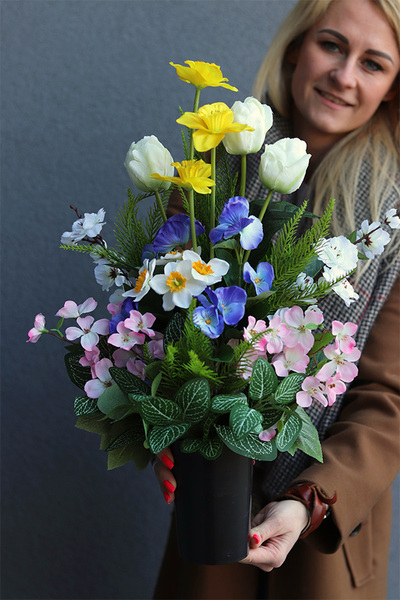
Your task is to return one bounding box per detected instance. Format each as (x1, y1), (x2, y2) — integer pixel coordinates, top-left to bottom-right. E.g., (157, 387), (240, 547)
(320, 40), (340, 53)
(363, 59), (383, 72)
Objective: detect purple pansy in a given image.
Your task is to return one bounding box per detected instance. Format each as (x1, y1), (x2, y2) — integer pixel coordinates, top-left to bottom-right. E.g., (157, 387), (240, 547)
(109, 298), (138, 334)
(243, 261), (274, 295)
(214, 285), (247, 326)
(152, 214), (205, 254)
(209, 196), (263, 250)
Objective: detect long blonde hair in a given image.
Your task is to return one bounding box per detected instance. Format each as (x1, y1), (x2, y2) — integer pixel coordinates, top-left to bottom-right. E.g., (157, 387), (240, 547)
(253, 0), (400, 267)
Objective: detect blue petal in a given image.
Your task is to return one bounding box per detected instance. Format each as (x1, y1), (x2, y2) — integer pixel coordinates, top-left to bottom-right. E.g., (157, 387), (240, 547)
(219, 196), (249, 226)
(239, 216), (263, 250)
(153, 214), (205, 253)
(215, 285), (247, 326)
(193, 306), (224, 339)
(243, 262), (256, 284)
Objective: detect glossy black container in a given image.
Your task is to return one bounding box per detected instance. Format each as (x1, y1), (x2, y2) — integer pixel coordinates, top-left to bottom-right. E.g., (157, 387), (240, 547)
(172, 444), (253, 565)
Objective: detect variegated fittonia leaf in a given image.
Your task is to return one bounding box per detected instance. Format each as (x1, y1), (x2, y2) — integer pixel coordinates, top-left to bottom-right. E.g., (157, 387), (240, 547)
(249, 358), (278, 401)
(74, 396), (99, 416)
(148, 423), (190, 454)
(139, 396), (182, 426)
(211, 393), (248, 414)
(109, 367), (149, 396)
(275, 373), (306, 405)
(229, 404), (263, 440)
(215, 425), (277, 461)
(175, 377), (211, 423)
(276, 412), (302, 452)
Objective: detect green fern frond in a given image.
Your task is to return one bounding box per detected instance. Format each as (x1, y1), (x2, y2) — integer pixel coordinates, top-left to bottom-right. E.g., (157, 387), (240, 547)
(182, 350), (222, 385)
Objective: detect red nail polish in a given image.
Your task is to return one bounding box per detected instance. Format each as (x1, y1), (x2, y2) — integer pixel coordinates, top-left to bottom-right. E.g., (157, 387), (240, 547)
(164, 480), (175, 494)
(161, 455), (174, 469)
(163, 490), (171, 504)
(252, 534), (260, 544)
(247, 534), (251, 542)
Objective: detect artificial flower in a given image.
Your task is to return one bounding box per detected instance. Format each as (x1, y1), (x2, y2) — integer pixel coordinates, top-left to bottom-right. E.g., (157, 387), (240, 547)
(271, 344), (309, 377)
(182, 249), (229, 286)
(149, 260), (206, 311)
(384, 208), (400, 229)
(108, 321), (145, 351)
(243, 261), (274, 295)
(223, 97), (273, 155)
(65, 315), (109, 351)
(356, 220), (391, 259)
(61, 208), (106, 245)
(192, 302), (225, 339)
(261, 315), (288, 354)
(126, 357), (146, 379)
(283, 305), (323, 352)
(259, 137), (311, 194)
(56, 297), (97, 319)
(243, 316), (267, 350)
(152, 214), (205, 254)
(325, 372), (347, 406)
(331, 320), (358, 354)
(170, 61), (238, 91)
(151, 159), (215, 194)
(258, 425), (277, 442)
(79, 347), (100, 370)
(109, 298), (137, 334)
(125, 135), (174, 192)
(177, 102), (254, 152)
(317, 236), (358, 273)
(123, 259), (156, 302)
(296, 376), (327, 408)
(94, 260), (126, 291)
(317, 343), (361, 383)
(26, 313), (48, 343)
(322, 267), (359, 306)
(214, 285), (247, 326)
(84, 358), (114, 399)
(124, 310), (156, 337)
(209, 196), (263, 250)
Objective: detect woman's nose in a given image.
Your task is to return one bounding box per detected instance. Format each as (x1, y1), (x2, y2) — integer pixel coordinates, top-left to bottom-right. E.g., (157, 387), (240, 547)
(329, 58), (357, 88)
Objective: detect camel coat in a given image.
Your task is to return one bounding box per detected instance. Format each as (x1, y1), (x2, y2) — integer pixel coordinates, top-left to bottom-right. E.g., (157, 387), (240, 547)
(153, 277), (400, 600)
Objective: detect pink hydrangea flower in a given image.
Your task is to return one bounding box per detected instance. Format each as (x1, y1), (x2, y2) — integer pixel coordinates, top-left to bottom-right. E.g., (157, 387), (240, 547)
(325, 372), (346, 406)
(65, 316), (109, 351)
(84, 358), (114, 399)
(56, 297), (97, 319)
(331, 320), (357, 354)
(296, 376), (327, 408)
(108, 321), (145, 351)
(112, 348), (135, 368)
(283, 306), (321, 353)
(26, 313), (47, 343)
(126, 357), (146, 380)
(79, 347), (100, 370)
(317, 342), (361, 383)
(124, 310), (156, 337)
(262, 315), (288, 354)
(272, 344), (309, 377)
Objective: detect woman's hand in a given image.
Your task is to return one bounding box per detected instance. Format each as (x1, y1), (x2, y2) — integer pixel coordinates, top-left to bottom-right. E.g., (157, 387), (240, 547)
(152, 448), (176, 504)
(240, 500), (309, 572)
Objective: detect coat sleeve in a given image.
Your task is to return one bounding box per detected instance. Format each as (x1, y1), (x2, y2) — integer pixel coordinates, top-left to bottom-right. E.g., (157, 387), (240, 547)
(291, 275), (400, 553)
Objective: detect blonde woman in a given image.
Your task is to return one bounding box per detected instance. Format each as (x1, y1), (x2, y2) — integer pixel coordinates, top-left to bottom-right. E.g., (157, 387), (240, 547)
(154, 1), (400, 598)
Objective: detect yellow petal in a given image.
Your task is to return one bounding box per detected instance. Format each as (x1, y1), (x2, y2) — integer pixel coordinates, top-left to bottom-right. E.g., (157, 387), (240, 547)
(170, 61), (238, 91)
(193, 130), (225, 152)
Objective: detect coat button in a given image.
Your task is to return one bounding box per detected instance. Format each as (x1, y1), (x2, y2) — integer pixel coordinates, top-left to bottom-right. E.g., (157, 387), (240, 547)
(350, 523), (362, 536)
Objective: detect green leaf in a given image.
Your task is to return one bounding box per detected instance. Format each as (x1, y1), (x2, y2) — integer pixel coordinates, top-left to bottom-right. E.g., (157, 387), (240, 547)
(139, 396), (182, 426)
(145, 361), (163, 381)
(74, 396), (99, 416)
(105, 424), (146, 451)
(64, 352), (92, 390)
(180, 437), (203, 454)
(249, 358), (278, 401)
(151, 372), (163, 397)
(211, 393), (248, 414)
(276, 413), (302, 452)
(212, 344), (234, 363)
(213, 238), (238, 250)
(148, 423), (190, 454)
(199, 437), (223, 460)
(309, 331), (335, 355)
(229, 404), (263, 440)
(215, 248), (239, 286)
(290, 407), (323, 462)
(109, 367), (149, 396)
(215, 425), (277, 461)
(175, 377), (211, 423)
(97, 385), (132, 419)
(262, 407), (284, 429)
(107, 443), (151, 471)
(275, 373), (305, 405)
(163, 312), (186, 348)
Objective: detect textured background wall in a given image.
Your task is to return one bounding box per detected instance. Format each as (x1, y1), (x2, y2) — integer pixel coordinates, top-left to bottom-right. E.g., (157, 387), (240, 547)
(1, 1), (398, 599)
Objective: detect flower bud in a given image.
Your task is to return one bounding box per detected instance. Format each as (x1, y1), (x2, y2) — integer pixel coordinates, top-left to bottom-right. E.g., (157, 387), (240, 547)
(125, 135), (174, 192)
(259, 138), (311, 194)
(223, 97), (273, 155)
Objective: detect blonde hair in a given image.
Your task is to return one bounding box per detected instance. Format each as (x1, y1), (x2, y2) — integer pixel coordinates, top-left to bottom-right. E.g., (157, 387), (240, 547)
(253, 0), (400, 272)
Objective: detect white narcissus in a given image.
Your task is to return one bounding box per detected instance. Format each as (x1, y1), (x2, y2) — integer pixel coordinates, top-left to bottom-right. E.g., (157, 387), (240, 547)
(125, 135), (174, 192)
(222, 97), (273, 155)
(259, 137), (311, 194)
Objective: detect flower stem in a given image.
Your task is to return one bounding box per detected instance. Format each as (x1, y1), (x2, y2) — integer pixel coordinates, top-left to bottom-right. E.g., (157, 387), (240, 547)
(210, 146), (216, 259)
(188, 188), (198, 253)
(242, 189), (273, 266)
(240, 155), (247, 197)
(154, 190), (167, 222)
(190, 89), (201, 161)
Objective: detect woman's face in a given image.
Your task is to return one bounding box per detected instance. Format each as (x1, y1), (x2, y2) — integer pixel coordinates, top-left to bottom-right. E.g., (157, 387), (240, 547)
(289, 0), (400, 149)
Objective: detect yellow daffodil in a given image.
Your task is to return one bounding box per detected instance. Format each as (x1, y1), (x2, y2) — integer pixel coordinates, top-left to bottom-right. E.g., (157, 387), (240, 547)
(176, 102), (254, 152)
(151, 159), (215, 194)
(170, 61), (238, 91)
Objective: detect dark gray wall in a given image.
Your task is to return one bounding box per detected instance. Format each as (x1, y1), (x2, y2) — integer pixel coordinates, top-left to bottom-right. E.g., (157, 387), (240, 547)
(1, 1), (398, 599)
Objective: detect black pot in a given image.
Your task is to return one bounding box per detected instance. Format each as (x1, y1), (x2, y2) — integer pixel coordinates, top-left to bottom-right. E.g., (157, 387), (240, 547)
(172, 443), (253, 565)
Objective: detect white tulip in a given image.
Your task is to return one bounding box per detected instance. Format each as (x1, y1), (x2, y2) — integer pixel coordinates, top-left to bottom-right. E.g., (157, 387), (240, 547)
(223, 97), (273, 155)
(125, 135), (174, 192)
(259, 138), (311, 194)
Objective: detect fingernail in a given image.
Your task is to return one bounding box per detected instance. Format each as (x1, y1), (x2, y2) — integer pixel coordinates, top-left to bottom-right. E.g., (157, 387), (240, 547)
(161, 455), (174, 469)
(163, 490), (171, 504)
(247, 534), (251, 542)
(252, 534), (260, 545)
(164, 480), (176, 494)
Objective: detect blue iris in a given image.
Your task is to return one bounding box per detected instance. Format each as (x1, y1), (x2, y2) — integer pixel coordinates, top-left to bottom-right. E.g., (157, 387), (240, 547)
(153, 214), (205, 254)
(209, 196), (263, 250)
(243, 261), (274, 295)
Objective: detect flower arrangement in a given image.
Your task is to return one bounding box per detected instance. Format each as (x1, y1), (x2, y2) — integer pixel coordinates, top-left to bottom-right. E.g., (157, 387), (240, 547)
(28, 61), (400, 471)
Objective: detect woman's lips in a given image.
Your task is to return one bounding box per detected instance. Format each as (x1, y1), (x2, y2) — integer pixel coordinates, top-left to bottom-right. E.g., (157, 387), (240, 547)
(316, 89), (352, 107)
